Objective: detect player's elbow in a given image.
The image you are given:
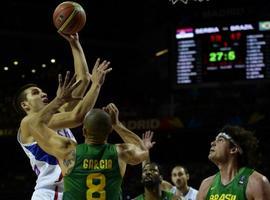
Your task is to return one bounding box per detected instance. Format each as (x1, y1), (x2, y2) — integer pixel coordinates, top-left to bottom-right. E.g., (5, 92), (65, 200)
(129, 151), (149, 165)
(67, 112), (84, 127)
(70, 105), (89, 124)
(78, 75), (90, 86)
(141, 151), (149, 163)
(128, 158), (143, 166)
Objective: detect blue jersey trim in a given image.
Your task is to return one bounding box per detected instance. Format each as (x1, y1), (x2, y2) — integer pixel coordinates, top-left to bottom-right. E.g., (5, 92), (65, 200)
(25, 144), (58, 165)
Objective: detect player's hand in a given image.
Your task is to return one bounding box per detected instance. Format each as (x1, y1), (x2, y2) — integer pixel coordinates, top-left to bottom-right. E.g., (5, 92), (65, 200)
(103, 103), (119, 125)
(90, 58), (112, 86)
(142, 131), (156, 150)
(56, 71), (82, 102)
(58, 32), (79, 42)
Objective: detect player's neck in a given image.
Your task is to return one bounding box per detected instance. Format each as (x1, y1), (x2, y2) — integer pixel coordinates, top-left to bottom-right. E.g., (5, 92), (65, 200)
(144, 187), (162, 200)
(26, 110), (37, 116)
(84, 137), (105, 145)
(219, 161), (241, 185)
(178, 185), (189, 196)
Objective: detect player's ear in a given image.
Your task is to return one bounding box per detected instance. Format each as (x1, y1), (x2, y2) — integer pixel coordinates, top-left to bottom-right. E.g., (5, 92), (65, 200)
(21, 101), (30, 111)
(82, 127), (87, 137)
(186, 173), (190, 180)
(160, 175), (163, 183)
(230, 146), (238, 154)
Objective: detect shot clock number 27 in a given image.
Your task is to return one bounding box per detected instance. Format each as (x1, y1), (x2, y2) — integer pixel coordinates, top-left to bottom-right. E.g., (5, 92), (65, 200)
(209, 50), (236, 62)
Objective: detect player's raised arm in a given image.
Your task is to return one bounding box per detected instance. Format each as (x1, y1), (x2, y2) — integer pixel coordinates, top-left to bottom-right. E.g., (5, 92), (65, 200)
(104, 103), (146, 148)
(59, 32), (90, 111)
(103, 103), (149, 165)
(48, 59), (112, 130)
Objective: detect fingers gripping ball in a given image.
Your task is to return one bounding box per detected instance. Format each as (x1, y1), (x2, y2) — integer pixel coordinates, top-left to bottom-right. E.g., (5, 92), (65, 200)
(53, 1), (86, 34)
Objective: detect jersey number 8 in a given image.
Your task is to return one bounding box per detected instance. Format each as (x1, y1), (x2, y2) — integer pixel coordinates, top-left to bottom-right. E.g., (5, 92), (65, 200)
(86, 173), (106, 200)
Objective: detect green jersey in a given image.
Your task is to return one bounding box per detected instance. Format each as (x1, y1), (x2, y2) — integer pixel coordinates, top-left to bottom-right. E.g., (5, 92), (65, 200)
(63, 143), (122, 200)
(206, 167), (254, 200)
(134, 191), (174, 200)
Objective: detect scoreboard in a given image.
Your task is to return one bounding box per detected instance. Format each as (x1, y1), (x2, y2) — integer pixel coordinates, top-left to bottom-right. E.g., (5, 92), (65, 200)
(173, 21), (270, 87)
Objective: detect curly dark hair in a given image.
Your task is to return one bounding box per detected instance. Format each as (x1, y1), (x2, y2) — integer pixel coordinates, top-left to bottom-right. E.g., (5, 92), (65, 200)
(220, 125), (260, 168)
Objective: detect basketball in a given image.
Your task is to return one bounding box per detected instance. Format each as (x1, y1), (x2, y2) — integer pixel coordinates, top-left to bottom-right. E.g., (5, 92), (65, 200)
(53, 1), (86, 35)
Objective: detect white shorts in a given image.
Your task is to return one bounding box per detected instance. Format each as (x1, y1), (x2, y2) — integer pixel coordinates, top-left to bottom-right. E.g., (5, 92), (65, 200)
(31, 189), (63, 200)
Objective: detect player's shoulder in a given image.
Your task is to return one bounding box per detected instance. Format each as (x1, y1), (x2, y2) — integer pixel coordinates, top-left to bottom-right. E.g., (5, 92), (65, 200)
(19, 116), (36, 143)
(246, 170), (270, 198)
(199, 174), (216, 191)
(249, 170), (269, 185)
(189, 186), (199, 194)
(197, 174), (216, 200)
(201, 174), (216, 186)
(21, 114), (38, 126)
(21, 115), (36, 131)
(161, 180), (173, 191)
(20, 116), (31, 131)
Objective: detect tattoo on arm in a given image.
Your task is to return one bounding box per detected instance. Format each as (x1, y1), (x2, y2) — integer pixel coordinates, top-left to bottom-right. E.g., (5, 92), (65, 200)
(62, 150), (76, 175)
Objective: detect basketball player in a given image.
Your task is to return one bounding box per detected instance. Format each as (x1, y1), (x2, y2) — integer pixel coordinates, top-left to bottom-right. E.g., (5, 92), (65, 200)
(141, 130), (197, 200)
(134, 162), (179, 200)
(14, 32), (111, 200)
(169, 165), (198, 200)
(197, 125), (270, 200)
(26, 74), (149, 199)
(138, 132), (182, 200)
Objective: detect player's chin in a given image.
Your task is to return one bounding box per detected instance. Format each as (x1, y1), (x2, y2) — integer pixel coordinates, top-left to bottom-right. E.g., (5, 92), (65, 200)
(174, 183), (182, 188)
(208, 153), (213, 160)
(143, 176), (153, 182)
(43, 99), (50, 105)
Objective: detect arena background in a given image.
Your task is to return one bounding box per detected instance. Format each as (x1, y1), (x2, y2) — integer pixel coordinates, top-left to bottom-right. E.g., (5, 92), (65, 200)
(0, 0), (270, 199)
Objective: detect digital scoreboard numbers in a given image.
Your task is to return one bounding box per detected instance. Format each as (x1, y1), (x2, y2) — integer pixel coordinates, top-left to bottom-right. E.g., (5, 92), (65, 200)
(175, 21), (270, 87)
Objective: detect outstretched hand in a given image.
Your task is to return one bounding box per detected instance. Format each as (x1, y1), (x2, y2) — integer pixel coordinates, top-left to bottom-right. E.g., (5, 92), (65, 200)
(103, 103), (119, 126)
(142, 131), (156, 150)
(56, 71), (82, 102)
(90, 58), (112, 86)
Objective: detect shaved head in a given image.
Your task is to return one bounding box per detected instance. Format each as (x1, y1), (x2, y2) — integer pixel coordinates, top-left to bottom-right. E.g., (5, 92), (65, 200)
(83, 109), (112, 141)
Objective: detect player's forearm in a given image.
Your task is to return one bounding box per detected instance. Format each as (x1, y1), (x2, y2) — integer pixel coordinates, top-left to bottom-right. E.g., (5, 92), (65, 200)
(70, 41), (89, 78)
(47, 83), (102, 129)
(71, 83), (101, 122)
(65, 41), (90, 110)
(63, 75), (89, 111)
(37, 97), (66, 124)
(113, 122), (147, 150)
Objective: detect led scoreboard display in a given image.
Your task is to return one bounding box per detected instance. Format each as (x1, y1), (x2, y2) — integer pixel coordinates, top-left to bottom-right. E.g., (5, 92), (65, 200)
(174, 21), (270, 87)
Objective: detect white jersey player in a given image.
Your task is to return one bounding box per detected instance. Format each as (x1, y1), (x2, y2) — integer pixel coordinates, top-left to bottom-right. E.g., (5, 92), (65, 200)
(18, 129), (76, 199)
(14, 47), (111, 199)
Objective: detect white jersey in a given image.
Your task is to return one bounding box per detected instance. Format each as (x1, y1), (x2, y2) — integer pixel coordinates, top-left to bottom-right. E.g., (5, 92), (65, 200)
(17, 128), (76, 200)
(170, 186), (198, 200)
